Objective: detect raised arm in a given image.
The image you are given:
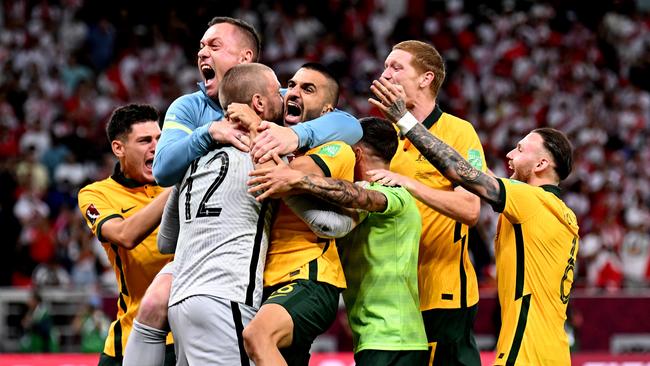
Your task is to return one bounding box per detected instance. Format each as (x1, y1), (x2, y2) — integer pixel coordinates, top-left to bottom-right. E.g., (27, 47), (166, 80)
(369, 78), (501, 207)
(153, 96), (250, 186)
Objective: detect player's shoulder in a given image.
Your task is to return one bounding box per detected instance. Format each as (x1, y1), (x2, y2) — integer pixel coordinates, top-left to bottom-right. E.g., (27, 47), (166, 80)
(439, 112), (478, 133)
(79, 176), (115, 196)
(306, 140), (352, 157)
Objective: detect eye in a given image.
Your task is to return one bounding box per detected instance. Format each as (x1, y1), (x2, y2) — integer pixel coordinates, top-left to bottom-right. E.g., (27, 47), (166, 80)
(305, 86), (315, 93)
(287, 81), (295, 89)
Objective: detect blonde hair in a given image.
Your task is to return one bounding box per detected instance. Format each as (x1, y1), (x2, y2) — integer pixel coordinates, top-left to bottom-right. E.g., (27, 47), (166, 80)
(393, 40), (446, 97)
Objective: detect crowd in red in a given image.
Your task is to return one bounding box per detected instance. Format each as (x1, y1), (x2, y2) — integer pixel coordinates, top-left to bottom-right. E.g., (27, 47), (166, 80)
(1, 0), (649, 296)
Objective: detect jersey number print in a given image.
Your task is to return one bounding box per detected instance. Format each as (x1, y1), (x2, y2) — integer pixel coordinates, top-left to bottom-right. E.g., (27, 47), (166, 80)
(183, 151), (229, 220)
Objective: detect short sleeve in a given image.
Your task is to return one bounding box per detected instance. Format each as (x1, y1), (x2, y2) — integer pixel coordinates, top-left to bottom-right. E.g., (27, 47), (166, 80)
(366, 184), (407, 217)
(78, 185), (122, 242)
(306, 141), (355, 180)
(495, 178), (541, 224)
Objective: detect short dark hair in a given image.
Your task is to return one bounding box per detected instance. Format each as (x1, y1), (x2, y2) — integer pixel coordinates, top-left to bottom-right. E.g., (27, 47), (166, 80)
(358, 117), (398, 163)
(106, 104), (159, 143)
(300, 62), (339, 107)
(218, 63), (274, 108)
(207, 17), (261, 62)
(533, 127), (573, 181)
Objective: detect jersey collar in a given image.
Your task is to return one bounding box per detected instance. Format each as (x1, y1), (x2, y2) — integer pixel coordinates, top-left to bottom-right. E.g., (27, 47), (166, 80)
(198, 82), (222, 112)
(540, 184), (561, 198)
(422, 104), (444, 129)
(111, 162), (157, 188)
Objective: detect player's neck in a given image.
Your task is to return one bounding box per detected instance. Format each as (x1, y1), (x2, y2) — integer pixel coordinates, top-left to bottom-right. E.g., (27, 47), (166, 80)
(409, 97), (436, 122)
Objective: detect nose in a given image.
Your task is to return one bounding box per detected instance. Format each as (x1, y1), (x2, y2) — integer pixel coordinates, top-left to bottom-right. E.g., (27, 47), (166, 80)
(381, 68), (392, 79)
(198, 45), (209, 59)
(506, 149), (514, 160)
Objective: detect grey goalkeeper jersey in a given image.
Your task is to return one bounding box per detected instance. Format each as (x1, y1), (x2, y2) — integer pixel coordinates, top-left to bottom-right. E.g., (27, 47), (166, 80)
(167, 146), (272, 309)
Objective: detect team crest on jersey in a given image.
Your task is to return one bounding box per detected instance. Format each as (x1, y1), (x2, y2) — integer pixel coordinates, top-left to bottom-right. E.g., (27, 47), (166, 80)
(317, 144), (341, 157)
(85, 204), (100, 225)
(467, 149), (483, 170)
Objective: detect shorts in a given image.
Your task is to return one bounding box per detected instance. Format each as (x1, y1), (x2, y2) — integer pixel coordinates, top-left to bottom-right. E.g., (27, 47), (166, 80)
(263, 280), (341, 366)
(168, 295), (256, 366)
(421, 304), (480, 366)
(354, 349), (428, 366)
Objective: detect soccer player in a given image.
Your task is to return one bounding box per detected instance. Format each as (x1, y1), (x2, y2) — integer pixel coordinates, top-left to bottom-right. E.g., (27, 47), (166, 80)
(249, 117), (428, 366)
(374, 80), (579, 365)
(242, 63), (355, 366)
(158, 63), (282, 365)
(153, 17), (362, 187)
(78, 104), (174, 366)
(368, 40), (486, 365)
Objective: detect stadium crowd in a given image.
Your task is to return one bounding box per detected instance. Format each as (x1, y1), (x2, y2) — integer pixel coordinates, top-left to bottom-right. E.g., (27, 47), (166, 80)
(1, 0), (649, 300)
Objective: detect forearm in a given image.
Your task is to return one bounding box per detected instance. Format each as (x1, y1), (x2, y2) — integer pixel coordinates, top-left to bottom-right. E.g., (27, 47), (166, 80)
(153, 125), (213, 186)
(102, 189), (172, 249)
(399, 117), (501, 206)
(295, 175), (387, 212)
(290, 109), (362, 148)
(407, 180), (480, 226)
(284, 195), (358, 238)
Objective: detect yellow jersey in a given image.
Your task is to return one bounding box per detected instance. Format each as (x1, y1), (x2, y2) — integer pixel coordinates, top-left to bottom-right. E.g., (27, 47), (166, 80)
(78, 163), (174, 358)
(492, 178), (579, 366)
(264, 141), (355, 289)
(390, 105), (487, 310)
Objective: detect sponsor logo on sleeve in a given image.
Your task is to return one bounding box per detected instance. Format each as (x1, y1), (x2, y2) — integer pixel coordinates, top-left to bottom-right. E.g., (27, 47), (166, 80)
(317, 144), (341, 157)
(467, 149), (483, 170)
(85, 204), (100, 225)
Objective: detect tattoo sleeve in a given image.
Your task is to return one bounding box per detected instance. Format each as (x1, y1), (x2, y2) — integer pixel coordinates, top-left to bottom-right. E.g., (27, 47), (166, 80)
(404, 124), (503, 207)
(387, 99), (407, 122)
(297, 175), (388, 212)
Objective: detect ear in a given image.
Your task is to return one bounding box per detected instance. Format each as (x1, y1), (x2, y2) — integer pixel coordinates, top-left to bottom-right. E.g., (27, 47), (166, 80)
(353, 145), (364, 163)
(419, 71), (435, 89)
(111, 140), (125, 158)
(252, 94), (264, 114)
(240, 49), (254, 63)
(534, 158), (551, 173)
(320, 103), (334, 116)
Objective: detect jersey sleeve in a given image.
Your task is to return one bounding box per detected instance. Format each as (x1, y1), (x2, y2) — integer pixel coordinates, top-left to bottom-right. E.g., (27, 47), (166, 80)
(153, 95), (215, 187)
(366, 184), (408, 217)
(290, 109), (362, 149)
(158, 184), (180, 254)
(78, 185), (122, 243)
(493, 178), (540, 224)
(453, 122), (488, 173)
(306, 141), (355, 179)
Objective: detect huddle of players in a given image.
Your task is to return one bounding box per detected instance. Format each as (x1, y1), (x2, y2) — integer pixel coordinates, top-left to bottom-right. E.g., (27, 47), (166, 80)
(79, 16), (579, 366)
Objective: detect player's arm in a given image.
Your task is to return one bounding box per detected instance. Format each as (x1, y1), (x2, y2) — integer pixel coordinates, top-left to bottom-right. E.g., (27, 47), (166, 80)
(158, 185), (180, 254)
(249, 154), (387, 212)
(86, 188), (172, 250)
(153, 97), (249, 186)
(251, 109), (362, 163)
(283, 195), (357, 238)
(369, 78), (501, 208)
(367, 169), (480, 225)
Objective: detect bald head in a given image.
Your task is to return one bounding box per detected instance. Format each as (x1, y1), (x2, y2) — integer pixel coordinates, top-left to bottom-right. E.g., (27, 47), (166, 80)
(219, 63), (283, 123)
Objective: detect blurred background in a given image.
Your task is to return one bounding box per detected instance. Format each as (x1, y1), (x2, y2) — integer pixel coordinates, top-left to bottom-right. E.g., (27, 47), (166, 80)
(1, 0), (650, 360)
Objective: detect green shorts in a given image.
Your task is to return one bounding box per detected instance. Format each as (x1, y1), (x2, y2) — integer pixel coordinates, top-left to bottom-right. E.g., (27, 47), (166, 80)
(98, 344), (175, 366)
(421, 304), (480, 366)
(263, 280), (341, 366)
(355, 349), (428, 366)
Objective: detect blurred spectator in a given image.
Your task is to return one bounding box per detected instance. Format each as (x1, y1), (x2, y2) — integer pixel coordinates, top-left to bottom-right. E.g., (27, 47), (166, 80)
(19, 290), (60, 352)
(72, 296), (110, 353)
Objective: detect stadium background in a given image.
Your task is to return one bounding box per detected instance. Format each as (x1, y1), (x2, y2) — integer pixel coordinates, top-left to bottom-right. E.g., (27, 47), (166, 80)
(1, 0), (650, 364)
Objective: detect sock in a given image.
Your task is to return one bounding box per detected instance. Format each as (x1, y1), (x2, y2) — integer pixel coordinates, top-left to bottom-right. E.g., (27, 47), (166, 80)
(123, 319), (169, 366)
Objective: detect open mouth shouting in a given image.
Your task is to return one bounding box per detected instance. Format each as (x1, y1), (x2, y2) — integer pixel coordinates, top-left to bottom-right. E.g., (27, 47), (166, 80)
(145, 157), (154, 171)
(201, 64), (216, 87)
(284, 98), (303, 126)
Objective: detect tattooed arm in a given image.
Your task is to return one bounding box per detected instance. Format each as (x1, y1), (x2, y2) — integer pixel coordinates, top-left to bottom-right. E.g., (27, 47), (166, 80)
(369, 76), (501, 208)
(248, 154), (388, 212)
(403, 122), (501, 207)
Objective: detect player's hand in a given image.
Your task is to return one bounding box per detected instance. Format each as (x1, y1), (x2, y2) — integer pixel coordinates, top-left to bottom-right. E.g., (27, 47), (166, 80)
(247, 153), (303, 201)
(226, 103), (263, 133)
(367, 169), (415, 190)
(251, 122), (299, 163)
(208, 119), (250, 152)
(368, 77), (408, 123)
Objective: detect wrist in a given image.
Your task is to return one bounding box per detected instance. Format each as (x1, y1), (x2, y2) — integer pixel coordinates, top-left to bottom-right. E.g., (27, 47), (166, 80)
(396, 112), (418, 135)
